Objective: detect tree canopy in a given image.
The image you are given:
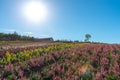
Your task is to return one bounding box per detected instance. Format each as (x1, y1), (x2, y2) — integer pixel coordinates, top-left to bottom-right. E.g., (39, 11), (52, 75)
(0, 32), (34, 41)
(84, 34), (91, 42)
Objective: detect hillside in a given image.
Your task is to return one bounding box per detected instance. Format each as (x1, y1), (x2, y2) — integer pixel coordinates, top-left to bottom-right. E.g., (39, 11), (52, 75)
(0, 42), (119, 80)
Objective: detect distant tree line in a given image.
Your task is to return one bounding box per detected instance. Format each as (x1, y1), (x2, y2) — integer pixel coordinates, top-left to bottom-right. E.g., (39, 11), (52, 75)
(0, 32), (34, 41)
(55, 34), (92, 43)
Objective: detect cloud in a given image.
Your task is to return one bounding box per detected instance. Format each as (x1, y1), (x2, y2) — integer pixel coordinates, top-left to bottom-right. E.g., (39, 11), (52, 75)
(24, 32), (34, 35)
(40, 34), (50, 37)
(4, 29), (15, 32)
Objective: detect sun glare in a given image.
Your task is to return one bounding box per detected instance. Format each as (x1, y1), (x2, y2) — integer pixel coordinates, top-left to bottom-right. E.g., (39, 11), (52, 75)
(22, 1), (48, 23)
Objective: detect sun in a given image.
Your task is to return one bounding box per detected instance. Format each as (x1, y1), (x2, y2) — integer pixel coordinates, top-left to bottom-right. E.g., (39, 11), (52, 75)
(22, 1), (48, 23)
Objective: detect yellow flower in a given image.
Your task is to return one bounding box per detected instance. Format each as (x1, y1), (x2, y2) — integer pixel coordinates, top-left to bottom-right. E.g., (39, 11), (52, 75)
(79, 63), (89, 74)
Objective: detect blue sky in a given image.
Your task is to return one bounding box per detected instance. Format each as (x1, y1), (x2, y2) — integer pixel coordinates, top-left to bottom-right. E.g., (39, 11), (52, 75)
(0, 0), (120, 43)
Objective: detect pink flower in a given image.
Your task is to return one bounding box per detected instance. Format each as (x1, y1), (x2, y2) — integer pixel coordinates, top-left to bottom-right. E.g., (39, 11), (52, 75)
(3, 78), (7, 80)
(95, 72), (101, 78)
(15, 66), (21, 71)
(61, 67), (65, 74)
(101, 57), (109, 65)
(18, 71), (24, 77)
(4, 63), (13, 71)
(56, 65), (61, 72)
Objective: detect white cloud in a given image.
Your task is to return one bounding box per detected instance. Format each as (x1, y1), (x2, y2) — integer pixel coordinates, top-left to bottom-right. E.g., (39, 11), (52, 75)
(24, 32), (34, 35)
(40, 34), (50, 37)
(4, 29), (15, 32)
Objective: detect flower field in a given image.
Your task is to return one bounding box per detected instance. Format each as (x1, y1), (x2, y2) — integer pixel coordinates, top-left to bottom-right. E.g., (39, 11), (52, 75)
(0, 43), (120, 80)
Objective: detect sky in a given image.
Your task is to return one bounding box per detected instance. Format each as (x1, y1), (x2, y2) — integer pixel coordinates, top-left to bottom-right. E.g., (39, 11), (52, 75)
(0, 0), (120, 43)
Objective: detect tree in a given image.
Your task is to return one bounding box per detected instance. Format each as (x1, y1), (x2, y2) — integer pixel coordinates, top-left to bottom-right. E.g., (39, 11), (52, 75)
(0, 32), (34, 41)
(84, 34), (91, 42)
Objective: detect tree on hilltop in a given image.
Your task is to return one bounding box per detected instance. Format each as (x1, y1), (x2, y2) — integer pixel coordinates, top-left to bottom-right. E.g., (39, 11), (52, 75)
(84, 34), (91, 42)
